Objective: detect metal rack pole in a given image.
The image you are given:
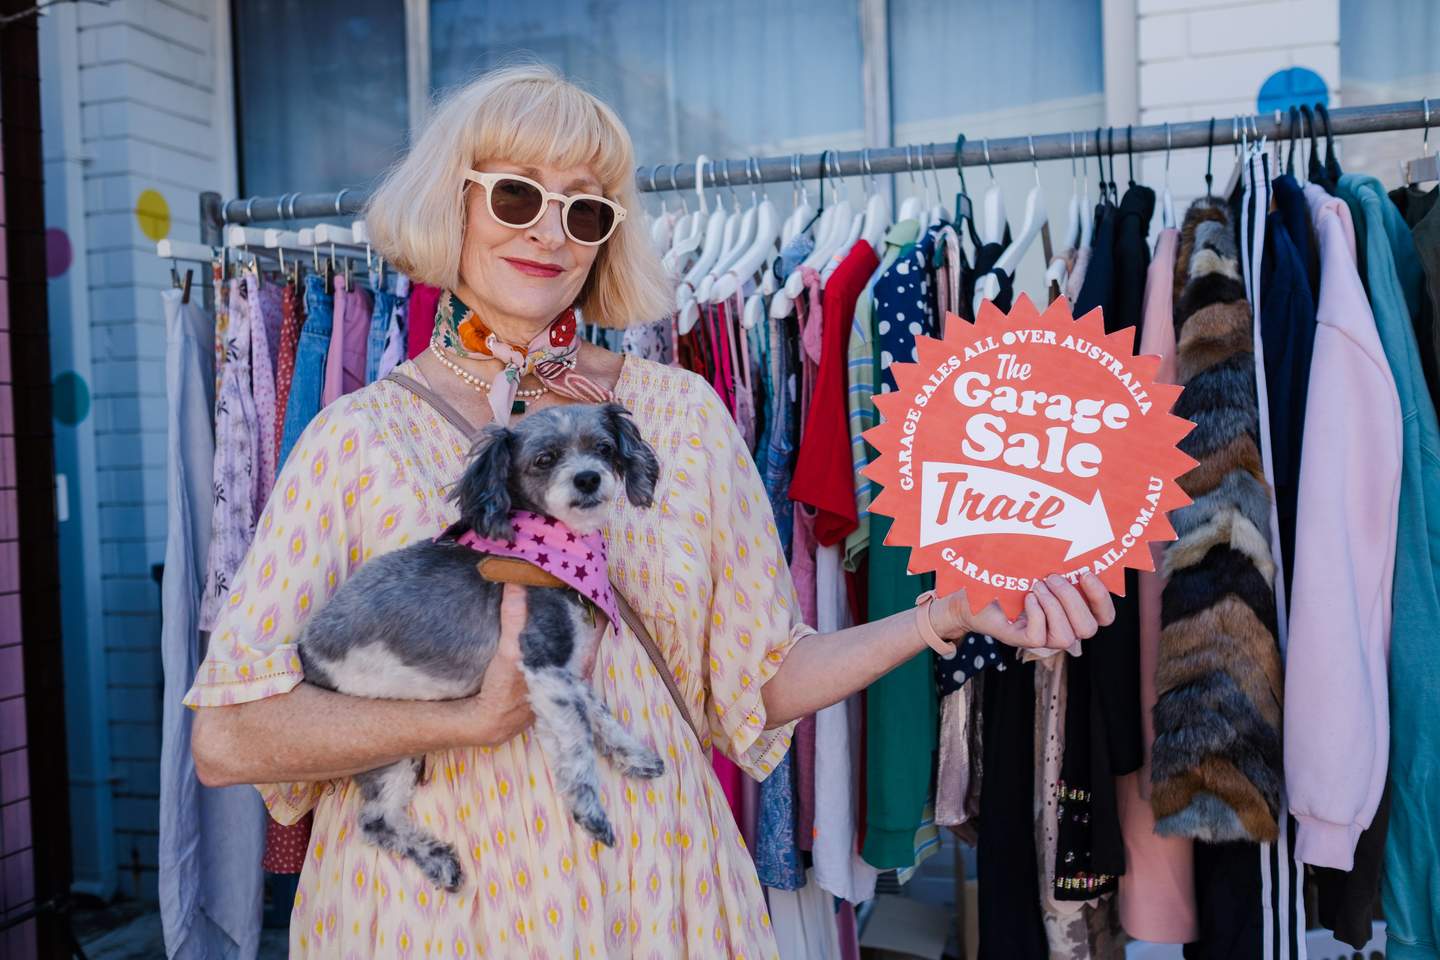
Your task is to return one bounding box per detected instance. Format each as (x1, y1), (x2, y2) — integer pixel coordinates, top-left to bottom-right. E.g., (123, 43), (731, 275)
(202, 97), (1436, 237)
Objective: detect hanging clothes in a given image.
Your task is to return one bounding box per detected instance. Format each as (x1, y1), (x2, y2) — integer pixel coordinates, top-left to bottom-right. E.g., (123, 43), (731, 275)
(278, 272), (334, 469)
(844, 219), (919, 569)
(1153, 198), (1283, 844)
(405, 281), (442, 359)
(198, 278), (260, 629)
(272, 277), (305, 464)
(791, 239), (878, 546)
(1115, 226), (1199, 945)
(364, 273), (397, 385)
(376, 275), (411, 381)
(157, 287), (267, 960)
(1335, 174), (1440, 960)
(247, 271), (282, 500)
(1388, 184), (1440, 415)
(1284, 183), (1400, 871)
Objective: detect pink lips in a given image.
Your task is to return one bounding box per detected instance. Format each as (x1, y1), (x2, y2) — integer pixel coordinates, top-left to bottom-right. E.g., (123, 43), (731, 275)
(503, 257), (564, 278)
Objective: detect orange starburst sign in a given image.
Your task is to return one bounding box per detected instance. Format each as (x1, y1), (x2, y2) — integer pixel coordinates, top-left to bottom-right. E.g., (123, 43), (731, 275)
(862, 295), (1197, 619)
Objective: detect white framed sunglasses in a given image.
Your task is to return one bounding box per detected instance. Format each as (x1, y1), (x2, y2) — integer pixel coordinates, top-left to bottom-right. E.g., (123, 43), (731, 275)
(463, 170), (626, 246)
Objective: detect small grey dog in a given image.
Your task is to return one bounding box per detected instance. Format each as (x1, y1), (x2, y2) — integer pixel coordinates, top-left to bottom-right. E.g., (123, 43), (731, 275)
(298, 402), (665, 892)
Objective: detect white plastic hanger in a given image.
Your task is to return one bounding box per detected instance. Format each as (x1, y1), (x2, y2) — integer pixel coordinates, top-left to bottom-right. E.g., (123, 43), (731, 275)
(712, 160), (781, 301)
(773, 151), (841, 317)
(897, 145), (923, 224)
(676, 159), (729, 334)
(979, 139), (1006, 245)
(1062, 132), (1082, 250)
(924, 145), (952, 226)
(664, 155), (711, 274)
(705, 159), (762, 299)
(796, 152), (851, 278)
(782, 155), (812, 244)
(696, 160), (745, 302)
(976, 137), (1048, 313)
(860, 149), (891, 251)
(1160, 123), (1177, 230)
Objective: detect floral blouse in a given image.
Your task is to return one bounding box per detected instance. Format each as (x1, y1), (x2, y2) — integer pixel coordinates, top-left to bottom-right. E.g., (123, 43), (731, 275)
(184, 357), (810, 958)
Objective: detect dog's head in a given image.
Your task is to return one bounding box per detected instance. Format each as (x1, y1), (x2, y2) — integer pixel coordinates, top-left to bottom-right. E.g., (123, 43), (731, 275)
(449, 403), (661, 539)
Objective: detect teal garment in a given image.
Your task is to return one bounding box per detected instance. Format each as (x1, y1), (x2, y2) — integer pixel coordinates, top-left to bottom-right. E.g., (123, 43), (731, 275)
(862, 512), (937, 869)
(1339, 175), (1440, 960)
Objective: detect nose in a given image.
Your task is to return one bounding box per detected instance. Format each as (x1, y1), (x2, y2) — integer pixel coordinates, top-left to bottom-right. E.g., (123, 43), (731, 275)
(573, 470), (601, 494)
(527, 200), (567, 250)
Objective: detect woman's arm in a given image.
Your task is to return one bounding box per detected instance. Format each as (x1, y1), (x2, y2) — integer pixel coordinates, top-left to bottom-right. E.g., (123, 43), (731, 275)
(761, 572), (1115, 728)
(193, 584), (539, 787)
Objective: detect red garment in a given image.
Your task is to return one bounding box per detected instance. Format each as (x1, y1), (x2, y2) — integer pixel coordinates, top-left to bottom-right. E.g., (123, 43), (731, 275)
(262, 813), (311, 874)
(789, 241), (879, 545)
(272, 280), (304, 466)
(406, 283), (442, 358)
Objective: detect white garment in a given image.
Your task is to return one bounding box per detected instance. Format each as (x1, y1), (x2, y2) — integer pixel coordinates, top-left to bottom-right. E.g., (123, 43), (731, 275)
(157, 289), (267, 960)
(769, 870), (842, 960)
(810, 544), (879, 904)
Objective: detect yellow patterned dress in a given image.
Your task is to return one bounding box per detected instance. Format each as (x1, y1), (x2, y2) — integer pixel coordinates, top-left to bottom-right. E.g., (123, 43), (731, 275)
(184, 357), (809, 958)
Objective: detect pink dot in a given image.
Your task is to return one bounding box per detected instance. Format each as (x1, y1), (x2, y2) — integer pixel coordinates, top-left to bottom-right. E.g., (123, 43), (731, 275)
(45, 228), (72, 278)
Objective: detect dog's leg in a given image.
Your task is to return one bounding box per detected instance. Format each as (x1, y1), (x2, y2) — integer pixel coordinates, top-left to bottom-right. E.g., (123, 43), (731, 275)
(355, 760), (463, 891)
(522, 664), (615, 848)
(574, 685), (666, 780)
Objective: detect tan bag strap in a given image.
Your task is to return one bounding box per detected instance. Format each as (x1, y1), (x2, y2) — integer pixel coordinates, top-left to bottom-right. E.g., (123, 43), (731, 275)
(384, 370), (707, 750)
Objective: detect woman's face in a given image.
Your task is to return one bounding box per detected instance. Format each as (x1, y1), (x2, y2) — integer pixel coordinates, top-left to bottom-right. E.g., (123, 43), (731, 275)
(457, 161), (605, 337)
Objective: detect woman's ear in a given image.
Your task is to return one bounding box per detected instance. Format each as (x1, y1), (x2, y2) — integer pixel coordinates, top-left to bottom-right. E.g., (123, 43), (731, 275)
(450, 424), (515, 539)
(602, 403), (660, 508)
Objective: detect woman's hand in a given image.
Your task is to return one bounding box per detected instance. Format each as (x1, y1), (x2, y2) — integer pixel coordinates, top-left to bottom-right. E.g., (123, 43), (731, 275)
(930, 571), (1116, 653)
(457, 584), (605, 747)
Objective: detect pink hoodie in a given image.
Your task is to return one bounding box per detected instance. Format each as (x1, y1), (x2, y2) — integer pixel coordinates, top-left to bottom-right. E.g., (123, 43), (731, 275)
(1116, 228), (1198, 943)
(1284, 185), (1403, 870)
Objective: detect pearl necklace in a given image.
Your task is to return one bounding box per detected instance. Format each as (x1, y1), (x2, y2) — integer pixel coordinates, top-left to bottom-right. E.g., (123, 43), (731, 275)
(427, 335), (572, 399)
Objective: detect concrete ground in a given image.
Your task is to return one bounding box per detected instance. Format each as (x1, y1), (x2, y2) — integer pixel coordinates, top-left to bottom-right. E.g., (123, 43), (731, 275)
(73, 899), (288, 960)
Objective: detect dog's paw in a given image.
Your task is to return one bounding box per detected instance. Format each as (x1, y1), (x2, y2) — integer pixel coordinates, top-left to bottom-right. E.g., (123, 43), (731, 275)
(417, 839), (464, 892)
(574, 807), (616, 848)
(618, 748), (665, 780)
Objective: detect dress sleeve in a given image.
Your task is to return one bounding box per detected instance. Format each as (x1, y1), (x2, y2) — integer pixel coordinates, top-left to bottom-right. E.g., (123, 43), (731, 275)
(688, 390), (813, 779)
(183, 402), (370, 822)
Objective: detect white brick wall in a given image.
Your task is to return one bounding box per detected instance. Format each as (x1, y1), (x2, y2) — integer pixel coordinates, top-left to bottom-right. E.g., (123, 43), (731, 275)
(44, 0), (229, 902)
(1134, 0), (1339, 209)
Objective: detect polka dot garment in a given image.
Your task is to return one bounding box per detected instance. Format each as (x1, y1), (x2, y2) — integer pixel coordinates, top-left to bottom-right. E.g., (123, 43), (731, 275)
(871, 240), (935, 394)
(183, 358), (810, 958)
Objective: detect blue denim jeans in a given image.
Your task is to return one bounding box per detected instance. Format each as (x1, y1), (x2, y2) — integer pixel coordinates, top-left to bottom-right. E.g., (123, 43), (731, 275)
(365, 275), (396, 385)
(278, 272), (334, 469)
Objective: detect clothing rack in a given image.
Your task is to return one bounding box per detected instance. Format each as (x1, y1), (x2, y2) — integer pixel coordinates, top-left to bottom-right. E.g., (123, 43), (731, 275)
(197, 97), (1436, 245)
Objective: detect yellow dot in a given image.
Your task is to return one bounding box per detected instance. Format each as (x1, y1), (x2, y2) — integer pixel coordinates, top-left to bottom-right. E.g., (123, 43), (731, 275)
(135, 189), (171, 241)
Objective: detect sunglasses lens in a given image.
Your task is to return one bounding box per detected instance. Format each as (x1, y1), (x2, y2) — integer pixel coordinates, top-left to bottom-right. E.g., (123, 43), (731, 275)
(489, 177), (544, 226)
(566, 198), (615, 243)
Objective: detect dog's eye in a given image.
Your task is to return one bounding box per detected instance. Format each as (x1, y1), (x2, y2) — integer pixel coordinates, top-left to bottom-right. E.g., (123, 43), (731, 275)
(595, 439), (615, 457)
(533, 451), (557, 470)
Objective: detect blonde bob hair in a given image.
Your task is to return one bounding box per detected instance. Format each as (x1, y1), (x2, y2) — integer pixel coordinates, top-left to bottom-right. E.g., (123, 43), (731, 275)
(366, 64), (672, 330)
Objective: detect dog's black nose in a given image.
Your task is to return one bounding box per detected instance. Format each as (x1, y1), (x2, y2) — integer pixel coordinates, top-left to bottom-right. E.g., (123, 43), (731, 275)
(574, 470), (601, 494)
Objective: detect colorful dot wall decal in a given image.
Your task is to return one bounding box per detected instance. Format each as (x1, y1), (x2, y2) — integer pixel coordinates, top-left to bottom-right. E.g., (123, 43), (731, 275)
(135, 189), (171, 242)
(45, 228), (72, 278)
(53, 371), (91, 426)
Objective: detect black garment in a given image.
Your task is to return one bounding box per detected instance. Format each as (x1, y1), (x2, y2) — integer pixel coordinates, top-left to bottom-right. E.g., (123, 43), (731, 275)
(971, 239), (1015, 314)
(1273, 175), (1319, 301)
(1110, 184), (1157, 349)
(977, 652), (1046, 959)
(1314, 784), (1389, 949)
(1258, 192), (1317, 593)
(1074, 202), (1115, 316)
(1388, 185), (1440, 415)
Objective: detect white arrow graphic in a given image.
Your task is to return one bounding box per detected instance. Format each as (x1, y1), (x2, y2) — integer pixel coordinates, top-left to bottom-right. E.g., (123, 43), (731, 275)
(919, 461), (1115, 561)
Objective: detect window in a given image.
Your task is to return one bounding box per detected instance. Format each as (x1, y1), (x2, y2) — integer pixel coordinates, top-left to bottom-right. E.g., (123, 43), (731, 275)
(232, 0), (410, 196)
(1339, 0), (1440, 183)
(428, 0), (867, 171)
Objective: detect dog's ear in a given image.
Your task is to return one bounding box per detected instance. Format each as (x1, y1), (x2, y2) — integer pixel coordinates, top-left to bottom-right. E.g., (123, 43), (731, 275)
(602, 403), (660, 508)
(449, 424), (515, 539)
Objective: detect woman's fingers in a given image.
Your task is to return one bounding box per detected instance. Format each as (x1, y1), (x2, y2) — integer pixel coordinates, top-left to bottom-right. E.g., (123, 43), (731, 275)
(1031, 578), (1076, 650)
(963, 596), (1031, 648)
(1078, 571), (1117, 626)
(1044, 574), (1099, 639)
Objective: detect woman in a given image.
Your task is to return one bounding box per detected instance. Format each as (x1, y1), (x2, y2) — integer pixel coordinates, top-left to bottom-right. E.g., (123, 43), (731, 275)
(188, 64), (1114, 958)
